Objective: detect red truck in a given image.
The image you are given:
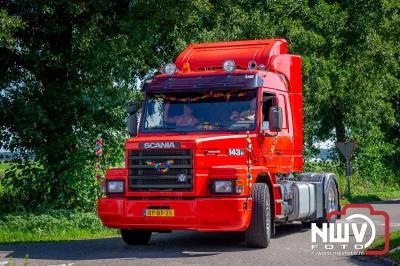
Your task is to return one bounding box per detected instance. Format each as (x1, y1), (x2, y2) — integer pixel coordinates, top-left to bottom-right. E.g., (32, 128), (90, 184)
(98, 39), (340, 248)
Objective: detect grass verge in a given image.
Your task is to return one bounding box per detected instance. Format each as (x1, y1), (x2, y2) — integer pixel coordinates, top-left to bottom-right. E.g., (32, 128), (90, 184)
(368, 231), (400, 262)
(0, 210), (118, 244)
(340, 190), (400, 206)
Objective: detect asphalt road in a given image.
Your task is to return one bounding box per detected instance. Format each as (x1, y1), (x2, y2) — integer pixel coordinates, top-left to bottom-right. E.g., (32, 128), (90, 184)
(0, 200), (399, 266)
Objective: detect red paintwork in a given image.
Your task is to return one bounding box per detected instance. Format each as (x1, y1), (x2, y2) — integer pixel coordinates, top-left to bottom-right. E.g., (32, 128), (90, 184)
(98, 39), (303, 231)
(98, 197), (252, 231)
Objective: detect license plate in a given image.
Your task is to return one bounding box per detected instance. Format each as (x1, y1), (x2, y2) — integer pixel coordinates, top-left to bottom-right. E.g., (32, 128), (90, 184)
(144, 209), (174, 217)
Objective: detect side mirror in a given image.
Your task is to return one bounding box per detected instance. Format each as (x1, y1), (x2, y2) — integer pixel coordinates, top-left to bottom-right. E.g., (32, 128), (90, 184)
(127, 114), (138, 137)
(268, 107), (283, 132)
(127, 101), (140, 137)
(127, 101), (140, 115)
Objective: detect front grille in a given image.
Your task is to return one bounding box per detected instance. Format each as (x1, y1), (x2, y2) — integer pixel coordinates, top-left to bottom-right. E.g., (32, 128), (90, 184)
(128, 149), (193, 192)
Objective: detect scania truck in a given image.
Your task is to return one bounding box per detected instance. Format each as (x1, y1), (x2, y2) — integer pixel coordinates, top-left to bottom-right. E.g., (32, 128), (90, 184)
(98, 39), (340, 248)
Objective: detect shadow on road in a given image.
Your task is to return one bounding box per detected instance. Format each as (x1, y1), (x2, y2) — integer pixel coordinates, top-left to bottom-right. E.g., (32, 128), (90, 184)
(371, 200), (400, 205)
(0, 232), (248, 261)
(274, 222), (310, 238)
(0, 223), (311, 261)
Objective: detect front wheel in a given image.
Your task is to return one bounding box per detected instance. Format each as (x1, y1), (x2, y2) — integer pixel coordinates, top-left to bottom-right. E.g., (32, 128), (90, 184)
(121, 229), (152, 245)
(245, 183), (271, 248)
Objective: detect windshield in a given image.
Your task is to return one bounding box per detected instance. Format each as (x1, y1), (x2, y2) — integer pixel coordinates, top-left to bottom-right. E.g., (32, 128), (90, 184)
(140, 89), (257, 133)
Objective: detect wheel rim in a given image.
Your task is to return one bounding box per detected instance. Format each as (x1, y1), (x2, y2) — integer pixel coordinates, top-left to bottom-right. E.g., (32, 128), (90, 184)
(266, 207), (270, 235)
(327, 186), (337, 213)
(266, 201), (270, 237)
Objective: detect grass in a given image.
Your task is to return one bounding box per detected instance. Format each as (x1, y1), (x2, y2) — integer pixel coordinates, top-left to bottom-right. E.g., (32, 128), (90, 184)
(368, 231), (400, 262)
(340, 190), (400, 206)
(0, 210), (118, 244)
(338, 180), (400, 206)
(1, 229), (117, 244)
(0, 163), (118, 244)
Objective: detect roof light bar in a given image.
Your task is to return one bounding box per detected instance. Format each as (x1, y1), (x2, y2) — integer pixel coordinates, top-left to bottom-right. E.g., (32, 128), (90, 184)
(223, 60), (235, 73)
(162, 63), (177, 75)
(248, 60), (257, 70)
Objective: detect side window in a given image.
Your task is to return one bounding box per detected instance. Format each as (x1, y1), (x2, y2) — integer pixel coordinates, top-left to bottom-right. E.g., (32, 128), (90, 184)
(262, 92), (277, 130)
(144, 98), (164, 128)
(278, 94), (288, 130)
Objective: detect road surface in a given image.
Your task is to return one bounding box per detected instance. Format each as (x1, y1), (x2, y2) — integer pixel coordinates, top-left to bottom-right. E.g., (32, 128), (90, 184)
(0, 200), (399, 266)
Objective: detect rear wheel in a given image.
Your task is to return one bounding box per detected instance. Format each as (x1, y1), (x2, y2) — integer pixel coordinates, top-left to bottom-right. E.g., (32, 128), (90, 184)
(121, 229), (152, 245)
(245, 183), (271, 248)
(317, 178), (339, 227)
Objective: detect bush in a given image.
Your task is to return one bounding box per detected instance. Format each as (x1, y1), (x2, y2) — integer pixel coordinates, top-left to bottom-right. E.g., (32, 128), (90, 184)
(0, 161), (102, 213)
(304, 160), (400, 198)
(0, 132), (125, 213)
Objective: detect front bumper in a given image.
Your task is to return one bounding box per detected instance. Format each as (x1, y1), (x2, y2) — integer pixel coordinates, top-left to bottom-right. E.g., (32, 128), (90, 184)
(98, 197), (252, 232)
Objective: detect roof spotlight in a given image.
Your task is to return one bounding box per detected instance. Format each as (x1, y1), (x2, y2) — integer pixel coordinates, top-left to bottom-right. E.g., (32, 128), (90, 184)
(163, 63), (177, 75)
(248, 60), (257, 70)
(223, 60), (236, 73)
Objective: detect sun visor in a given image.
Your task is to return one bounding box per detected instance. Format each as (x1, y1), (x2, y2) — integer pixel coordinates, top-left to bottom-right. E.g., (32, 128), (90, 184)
(143, 73), (263, 93)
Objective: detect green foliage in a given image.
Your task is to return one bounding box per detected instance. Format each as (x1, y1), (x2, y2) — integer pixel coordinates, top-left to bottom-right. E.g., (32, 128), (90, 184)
(0, 210), (117, 244)
(304, 161), (400, 201)
(0, 162), (9, 177)
(0, 9), (25, 47)
(1, 1), (131, 211)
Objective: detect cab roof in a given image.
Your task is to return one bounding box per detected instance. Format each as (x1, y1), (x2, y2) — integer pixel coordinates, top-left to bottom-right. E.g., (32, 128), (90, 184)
(175, 39), (288, 71)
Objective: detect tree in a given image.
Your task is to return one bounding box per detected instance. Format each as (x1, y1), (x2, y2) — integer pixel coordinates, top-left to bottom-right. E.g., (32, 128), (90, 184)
(0, 0), (212, 211)
(0, 1), (134, 210)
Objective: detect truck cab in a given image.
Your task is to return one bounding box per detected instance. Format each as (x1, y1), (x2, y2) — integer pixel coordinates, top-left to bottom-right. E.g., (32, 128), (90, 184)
(98, 39), (340, 248)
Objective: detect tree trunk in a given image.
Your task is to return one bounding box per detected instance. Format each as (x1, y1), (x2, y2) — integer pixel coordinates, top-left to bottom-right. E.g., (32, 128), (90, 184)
(334, 107), (346, 162)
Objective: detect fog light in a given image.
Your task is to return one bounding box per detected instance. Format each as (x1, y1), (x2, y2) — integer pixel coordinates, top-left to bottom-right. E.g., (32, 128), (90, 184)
(223, 60), (235, 73)
(235, 179), (244, 193)
(107, 180), (124, 194)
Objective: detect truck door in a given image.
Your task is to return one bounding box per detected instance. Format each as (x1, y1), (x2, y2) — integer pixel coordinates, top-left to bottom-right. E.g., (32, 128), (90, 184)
(260, 91), (294, 171)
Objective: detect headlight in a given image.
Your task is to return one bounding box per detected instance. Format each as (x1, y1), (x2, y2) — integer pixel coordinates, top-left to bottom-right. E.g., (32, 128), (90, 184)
(215, 180), (233, 193)
(211, 179), (244, 194)
(107, 180), (124, 194)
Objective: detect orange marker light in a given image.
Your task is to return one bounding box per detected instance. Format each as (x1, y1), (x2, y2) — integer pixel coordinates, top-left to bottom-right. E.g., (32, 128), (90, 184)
(235, 179), (244, 194)
(182, 62), (191, 73)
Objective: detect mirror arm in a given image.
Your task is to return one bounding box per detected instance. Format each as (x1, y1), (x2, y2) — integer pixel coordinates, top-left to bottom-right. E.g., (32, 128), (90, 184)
(263, 130), (279, 137)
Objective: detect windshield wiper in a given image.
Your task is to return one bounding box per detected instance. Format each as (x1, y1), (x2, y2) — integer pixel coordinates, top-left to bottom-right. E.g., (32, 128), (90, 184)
(218, 124), (244, 133)
(146, 126), (189, 134)
(198, 123), (242, 133)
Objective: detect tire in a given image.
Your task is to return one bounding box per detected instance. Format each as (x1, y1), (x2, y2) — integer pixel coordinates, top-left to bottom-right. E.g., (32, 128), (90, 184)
(121, 229), (152, 245)
(316, 178), (339, 227)
(245, 183), (271, 248)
